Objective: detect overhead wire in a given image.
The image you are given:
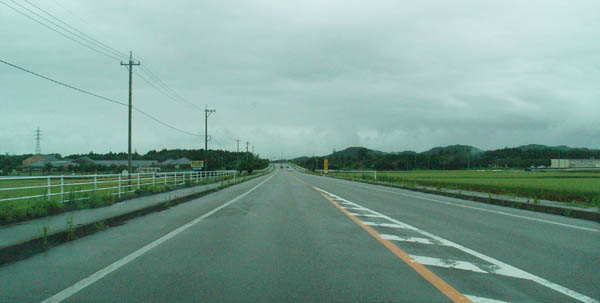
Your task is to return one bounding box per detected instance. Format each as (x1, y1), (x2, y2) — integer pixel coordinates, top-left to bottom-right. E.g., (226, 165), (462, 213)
(0, 0), (123, 62)
(2, 1), (215, 140)
(133, 69), (191, 109)
(5, 0), (203, 113)
(137, 64), (203, 111)
(0, 59), (203, 137)
(21, 0), (128, 60)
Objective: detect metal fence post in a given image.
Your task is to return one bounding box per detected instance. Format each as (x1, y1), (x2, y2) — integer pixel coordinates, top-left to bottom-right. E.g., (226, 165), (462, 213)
(374, 171), (377, 181)
(94, 175), (98, 192)
(118, 174), (122, 198)
(47, 176), (51, 201)
(60, 175), (64, 202)
(137, 173), (140, 189)
(152, 173), (155, 189)
(174, 172), (177, 186)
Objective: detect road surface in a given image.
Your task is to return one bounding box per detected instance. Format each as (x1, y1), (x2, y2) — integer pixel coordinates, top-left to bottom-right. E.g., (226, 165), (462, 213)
(0, 167), (598, 302)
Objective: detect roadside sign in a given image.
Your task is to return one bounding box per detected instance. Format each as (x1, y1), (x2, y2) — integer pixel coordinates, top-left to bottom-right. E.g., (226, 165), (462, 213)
(191, 160), (204, 170)
(324, 159), (328, 174)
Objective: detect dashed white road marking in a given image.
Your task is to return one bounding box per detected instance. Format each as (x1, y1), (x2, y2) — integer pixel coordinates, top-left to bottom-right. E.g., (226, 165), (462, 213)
(410, 255), (487, 274)
(380, 234), (439, 245)
(41, 175), (274, 303)
(466, 294), (511, 303)
(314, 186), (599, 303)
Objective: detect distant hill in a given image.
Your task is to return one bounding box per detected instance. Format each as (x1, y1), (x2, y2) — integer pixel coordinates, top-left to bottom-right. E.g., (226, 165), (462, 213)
(291, 143), (600, 171)
(423, 145), (483, 156)
(329, 147), (387, 158)
(517, 144), (598, 152)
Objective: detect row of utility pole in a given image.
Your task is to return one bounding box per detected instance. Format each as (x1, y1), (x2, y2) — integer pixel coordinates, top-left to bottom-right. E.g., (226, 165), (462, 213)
(120, 51), (254, 178)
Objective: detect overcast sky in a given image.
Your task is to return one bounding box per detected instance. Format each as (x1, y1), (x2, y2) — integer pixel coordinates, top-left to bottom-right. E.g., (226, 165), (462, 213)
(1, 0), (599, 159)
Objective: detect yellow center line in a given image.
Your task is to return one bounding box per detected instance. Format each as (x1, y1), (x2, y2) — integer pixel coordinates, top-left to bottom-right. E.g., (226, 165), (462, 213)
(292, 174), (470, 303)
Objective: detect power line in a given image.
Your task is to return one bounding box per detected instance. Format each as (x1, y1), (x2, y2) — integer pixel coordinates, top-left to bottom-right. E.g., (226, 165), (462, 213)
(138, 64), (203, 111)
(133, 107), (201, 137)
(0, 58), (203, 137)
(0, 0), (122, 62)
(22, 0), (128, 60)
(5, 0), (201, 116)
(133, 69), (191, 109)
(0, 58), (127, 107)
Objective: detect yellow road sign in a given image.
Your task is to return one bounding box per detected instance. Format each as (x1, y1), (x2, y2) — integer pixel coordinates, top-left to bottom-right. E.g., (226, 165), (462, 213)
(191, 160), (204, 168)
(324, 159), (328, 173)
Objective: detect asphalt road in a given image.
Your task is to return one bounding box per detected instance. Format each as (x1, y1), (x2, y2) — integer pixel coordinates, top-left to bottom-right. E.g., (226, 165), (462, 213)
(0, 167), (598, 302)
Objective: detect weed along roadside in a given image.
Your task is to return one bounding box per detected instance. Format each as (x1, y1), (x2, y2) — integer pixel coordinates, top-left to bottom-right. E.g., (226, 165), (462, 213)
(0, 170), (271, 266)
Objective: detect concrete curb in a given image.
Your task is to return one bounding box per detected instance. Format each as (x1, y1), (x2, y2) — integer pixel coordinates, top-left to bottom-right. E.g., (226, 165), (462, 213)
(323, 175), (600, 223)
(0, 173), (269, 266)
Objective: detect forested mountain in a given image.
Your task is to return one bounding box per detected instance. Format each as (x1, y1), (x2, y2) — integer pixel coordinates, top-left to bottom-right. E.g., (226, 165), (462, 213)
(293, 145), (600, 171)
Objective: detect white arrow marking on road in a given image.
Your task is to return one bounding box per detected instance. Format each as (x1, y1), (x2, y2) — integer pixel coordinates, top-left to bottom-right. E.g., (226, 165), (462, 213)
(410, 255), (487, 273)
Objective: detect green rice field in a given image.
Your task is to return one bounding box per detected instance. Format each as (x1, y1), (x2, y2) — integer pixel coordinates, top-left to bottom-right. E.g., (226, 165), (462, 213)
(329, 170), (600, 207)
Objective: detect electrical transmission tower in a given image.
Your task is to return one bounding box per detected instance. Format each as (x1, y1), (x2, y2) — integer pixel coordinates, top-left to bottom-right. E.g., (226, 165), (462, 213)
(34, 127), (41, 155)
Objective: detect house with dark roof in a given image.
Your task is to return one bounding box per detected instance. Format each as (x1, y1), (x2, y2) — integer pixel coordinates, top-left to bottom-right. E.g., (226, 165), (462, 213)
(22, 154), (59, 166)
(22, 154), (78, 170)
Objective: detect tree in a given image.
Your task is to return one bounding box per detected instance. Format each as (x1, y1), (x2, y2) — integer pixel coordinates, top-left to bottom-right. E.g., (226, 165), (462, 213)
(44, 162), (53, 174)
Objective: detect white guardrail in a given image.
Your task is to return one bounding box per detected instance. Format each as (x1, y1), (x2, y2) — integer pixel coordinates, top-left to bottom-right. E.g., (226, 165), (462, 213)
(0, 170), (238, 204)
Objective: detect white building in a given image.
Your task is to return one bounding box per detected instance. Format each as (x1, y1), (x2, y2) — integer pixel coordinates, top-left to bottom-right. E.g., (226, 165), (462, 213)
(550, 159), (600, 169)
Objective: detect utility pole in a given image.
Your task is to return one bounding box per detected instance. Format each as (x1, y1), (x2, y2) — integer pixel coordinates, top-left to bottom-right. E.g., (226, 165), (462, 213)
(236, 138), (240, 169)
(246, 141), (250, 160)
(121, 51), (140, 184)
(204, 106), (216, 171)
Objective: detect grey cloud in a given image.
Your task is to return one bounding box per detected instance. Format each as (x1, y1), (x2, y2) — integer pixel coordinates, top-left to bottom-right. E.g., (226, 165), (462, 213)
(1, 0), (599, 158)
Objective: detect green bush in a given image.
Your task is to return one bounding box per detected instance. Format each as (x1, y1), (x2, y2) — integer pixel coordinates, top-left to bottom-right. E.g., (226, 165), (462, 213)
(0, 205), (16, 224)
(88, 193), (114, 208)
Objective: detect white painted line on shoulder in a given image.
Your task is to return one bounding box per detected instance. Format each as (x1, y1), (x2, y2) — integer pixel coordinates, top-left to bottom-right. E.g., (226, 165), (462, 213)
(314, 186), (599, 303)
(465, 294), (511, 303)
(41, 175), (274, 303)
(410, 255), (487, 273)
(331, 178), (599, 233)
(352, 213), (386, 218)
(380, 234), (439, 245)
(345, 207), (370, 211)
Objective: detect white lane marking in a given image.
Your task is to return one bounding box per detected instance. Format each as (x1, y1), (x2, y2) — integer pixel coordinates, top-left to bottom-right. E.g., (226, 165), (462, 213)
(380, 234), (439, 245)
(362, 221), (416, 230)
(466, 294), (511, 303)
(342, 206), (369, 211)
(314, 186), (599, 303)
(410, 255), (487, 273)
(326, 176), (600, 233)
(350, 213), (386, 218)
(41, 175), (274, 303)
